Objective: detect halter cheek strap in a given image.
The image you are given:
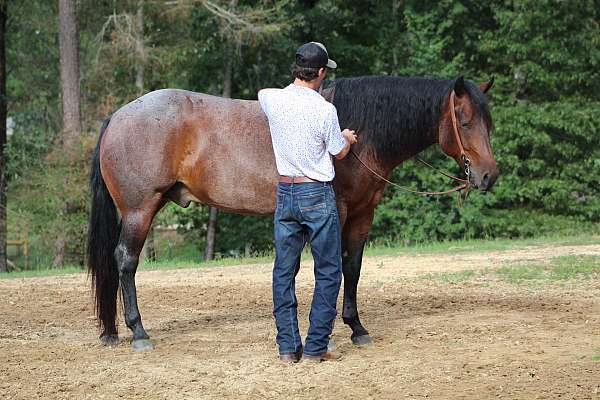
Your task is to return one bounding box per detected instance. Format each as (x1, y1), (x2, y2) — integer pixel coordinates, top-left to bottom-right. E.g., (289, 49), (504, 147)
(449, 90), (471, 179)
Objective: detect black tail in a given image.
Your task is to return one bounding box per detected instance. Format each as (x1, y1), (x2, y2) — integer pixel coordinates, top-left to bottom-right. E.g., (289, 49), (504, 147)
(87, 116), (121, 337)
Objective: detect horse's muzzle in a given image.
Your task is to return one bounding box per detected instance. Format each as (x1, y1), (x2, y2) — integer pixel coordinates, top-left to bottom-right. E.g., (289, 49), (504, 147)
(470, 165), (499, 191)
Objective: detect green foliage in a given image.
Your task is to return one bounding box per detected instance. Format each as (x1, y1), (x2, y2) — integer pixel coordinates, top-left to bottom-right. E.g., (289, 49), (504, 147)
(172, 203), (274, 257)
(479, 0), (600, 102)
(6, 1), (61, 182)
(8, 140), (93, 267)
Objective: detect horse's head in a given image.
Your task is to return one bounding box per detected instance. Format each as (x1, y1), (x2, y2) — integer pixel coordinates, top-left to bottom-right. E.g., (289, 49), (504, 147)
(439, 76), (499, 191)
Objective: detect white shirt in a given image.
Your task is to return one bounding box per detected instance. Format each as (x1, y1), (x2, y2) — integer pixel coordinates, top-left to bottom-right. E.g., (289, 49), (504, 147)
(258, 84), (346, 182)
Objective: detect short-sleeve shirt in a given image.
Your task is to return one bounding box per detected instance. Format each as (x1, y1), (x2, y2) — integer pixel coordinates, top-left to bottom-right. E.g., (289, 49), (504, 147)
(258, 84), (346, 182)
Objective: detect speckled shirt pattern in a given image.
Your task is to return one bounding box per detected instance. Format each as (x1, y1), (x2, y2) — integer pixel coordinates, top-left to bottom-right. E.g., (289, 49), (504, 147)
(258, 84), (346, 182)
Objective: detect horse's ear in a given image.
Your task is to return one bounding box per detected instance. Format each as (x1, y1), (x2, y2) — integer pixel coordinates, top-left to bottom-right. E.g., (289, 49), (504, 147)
(479, 76), (495, 94)
(454, 76), (466, 97)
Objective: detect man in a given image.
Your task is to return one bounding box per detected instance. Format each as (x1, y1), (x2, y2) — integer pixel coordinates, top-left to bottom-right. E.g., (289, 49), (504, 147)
(258, 42), (357, 363)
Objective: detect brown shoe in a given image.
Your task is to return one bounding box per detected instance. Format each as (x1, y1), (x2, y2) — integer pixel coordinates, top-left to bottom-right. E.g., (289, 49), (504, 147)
(279, 348), (303, 363)
(302, 350), (342, 363)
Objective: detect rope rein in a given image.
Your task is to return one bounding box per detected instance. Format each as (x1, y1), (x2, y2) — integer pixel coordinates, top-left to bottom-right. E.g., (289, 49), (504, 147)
(350, 150), (469, 196)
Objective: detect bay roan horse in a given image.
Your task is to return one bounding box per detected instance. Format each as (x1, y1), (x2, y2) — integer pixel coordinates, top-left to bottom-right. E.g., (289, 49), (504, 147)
(88, 75), (498, 350)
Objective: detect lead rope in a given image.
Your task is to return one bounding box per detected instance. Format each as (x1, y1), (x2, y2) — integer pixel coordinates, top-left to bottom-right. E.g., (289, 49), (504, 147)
(414, 156), (467, 183)
(350, 150), (469, 197)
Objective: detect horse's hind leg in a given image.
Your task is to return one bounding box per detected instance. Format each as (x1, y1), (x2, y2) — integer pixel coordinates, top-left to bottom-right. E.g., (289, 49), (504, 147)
(115, 196), (164, 350)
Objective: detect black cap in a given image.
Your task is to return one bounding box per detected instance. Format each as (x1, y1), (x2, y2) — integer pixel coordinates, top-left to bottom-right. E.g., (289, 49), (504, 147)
(295, 42), (337, 69)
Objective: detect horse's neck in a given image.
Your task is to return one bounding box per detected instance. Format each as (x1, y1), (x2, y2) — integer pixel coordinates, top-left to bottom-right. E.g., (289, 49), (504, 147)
(379, 125), (440, 174)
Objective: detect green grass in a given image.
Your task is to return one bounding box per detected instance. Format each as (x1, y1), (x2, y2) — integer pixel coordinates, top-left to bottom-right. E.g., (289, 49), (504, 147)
(422, 269), (478, 284)
(363, 233), (600, 257)
(424, 255), (600, 285)
(495, 255), (600, 284)
(592, 348), (600, 362)
(495, 264), (547, 283)
(140, 252), (279, 271)
(0, 266), (85, 279)
(1, 234), (598, 279)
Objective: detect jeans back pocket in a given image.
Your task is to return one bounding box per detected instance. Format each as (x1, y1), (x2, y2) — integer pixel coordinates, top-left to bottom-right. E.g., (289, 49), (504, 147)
(298, 193), (327, 221)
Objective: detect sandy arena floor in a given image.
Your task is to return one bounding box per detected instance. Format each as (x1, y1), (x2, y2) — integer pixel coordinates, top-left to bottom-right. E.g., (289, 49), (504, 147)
(1, 244), (599, 399)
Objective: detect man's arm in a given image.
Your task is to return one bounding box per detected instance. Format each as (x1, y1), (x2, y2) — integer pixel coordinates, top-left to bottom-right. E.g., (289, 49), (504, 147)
(334, 129), (358, 160)
(325, 104), (357, 160)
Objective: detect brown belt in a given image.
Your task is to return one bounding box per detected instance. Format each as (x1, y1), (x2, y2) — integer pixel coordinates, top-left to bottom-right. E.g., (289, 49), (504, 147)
(279, 175), (320, 183)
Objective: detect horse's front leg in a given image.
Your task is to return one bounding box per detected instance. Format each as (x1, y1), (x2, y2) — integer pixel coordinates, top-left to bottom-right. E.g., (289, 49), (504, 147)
(341, 212), (374, 346)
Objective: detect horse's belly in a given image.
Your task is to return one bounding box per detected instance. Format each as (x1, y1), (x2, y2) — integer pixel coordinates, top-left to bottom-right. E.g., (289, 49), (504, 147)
(203, 168), (278, 214)
(183, 175), (277, 215)
(181, 145), (279, 215)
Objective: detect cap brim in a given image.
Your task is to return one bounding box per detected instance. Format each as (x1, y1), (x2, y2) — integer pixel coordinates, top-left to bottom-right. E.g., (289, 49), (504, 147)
(326, 59), (337, 69)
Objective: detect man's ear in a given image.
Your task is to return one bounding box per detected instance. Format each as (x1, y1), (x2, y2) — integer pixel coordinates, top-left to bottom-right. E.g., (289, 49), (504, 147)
(319, 67), (327, 77)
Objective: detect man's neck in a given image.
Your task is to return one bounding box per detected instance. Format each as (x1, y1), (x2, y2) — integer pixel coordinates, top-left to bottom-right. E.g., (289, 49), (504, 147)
(293, 78), (321, 91)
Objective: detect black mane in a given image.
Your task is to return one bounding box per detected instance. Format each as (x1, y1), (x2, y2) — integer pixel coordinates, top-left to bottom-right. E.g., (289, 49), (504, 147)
(328, 76), (490, 161)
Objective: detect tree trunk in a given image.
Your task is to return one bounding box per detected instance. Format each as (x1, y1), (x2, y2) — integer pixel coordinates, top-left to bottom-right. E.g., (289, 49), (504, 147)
(204, 0), (237, 262)
(134, 0), (155, 261)
(135, 0), (145, 95)
(51, 236), (66, 268)
(0, 1), (7, 273)
(54, 0), (81, 267)
(204, 207), (218, 261)
(144, 222), (156, 262)
(58, 0), (81, 152)
(222, 46), (233, 99)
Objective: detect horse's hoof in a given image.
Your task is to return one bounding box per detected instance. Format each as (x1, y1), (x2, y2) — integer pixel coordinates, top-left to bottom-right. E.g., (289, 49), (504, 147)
(327, 338), (337, 352)
(351, 334), (373, 346)
(100, 334), (119, 347)
(131, 339), (154, 351)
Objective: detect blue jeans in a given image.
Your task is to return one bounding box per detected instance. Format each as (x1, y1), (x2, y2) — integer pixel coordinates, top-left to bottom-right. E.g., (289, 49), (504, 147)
(273, 182), (342, 356)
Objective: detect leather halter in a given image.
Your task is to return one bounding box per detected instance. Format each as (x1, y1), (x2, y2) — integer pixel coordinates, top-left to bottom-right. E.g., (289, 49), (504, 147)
(449, 90), (471, 179)
(350, 90), (471, 198)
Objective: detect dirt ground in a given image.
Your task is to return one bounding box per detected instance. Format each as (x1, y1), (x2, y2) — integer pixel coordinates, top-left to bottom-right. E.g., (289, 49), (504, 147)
(1, 244), (599, 400)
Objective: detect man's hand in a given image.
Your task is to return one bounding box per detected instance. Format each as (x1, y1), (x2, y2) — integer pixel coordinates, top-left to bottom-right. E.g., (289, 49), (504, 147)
(342, 129), (357, 145)
(335, 129), (358, 160)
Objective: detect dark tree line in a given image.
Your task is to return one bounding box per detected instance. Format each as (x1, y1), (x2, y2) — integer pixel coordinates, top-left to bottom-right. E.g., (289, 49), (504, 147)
(0, 0), (7, 272)
(1, 0), (598, 269)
